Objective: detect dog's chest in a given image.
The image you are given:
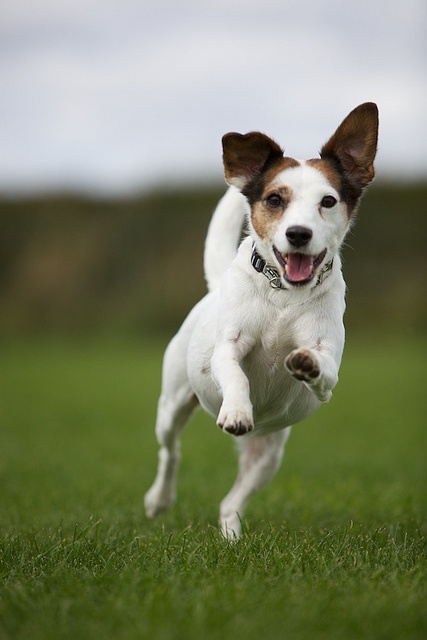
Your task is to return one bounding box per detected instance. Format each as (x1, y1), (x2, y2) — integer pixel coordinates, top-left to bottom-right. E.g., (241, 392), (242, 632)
(240, 311), (318, 428)
(251, 301), (300, 364)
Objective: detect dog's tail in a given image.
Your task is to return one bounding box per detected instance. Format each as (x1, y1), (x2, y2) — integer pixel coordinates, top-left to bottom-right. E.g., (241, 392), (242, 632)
(204, 187), (247, 292)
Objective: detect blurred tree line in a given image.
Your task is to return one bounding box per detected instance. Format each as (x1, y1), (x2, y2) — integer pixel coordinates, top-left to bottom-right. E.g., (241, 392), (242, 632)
(0, 182), (425, 336)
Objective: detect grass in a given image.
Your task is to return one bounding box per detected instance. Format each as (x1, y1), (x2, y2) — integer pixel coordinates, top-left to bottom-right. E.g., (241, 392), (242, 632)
(0, 331), (426, 639)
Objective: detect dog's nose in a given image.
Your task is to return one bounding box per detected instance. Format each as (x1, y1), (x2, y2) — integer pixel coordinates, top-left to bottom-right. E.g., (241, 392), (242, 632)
(286, 226), (313, 248)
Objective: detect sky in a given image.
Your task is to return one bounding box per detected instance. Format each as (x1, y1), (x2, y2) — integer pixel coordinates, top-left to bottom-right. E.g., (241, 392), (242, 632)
(1, 0), (426, 195)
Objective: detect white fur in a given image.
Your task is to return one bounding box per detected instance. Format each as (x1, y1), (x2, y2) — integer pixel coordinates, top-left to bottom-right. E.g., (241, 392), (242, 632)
(144, 103), (378, 538)
(203, 186), (249, 291)
(145, 166), (348, 538)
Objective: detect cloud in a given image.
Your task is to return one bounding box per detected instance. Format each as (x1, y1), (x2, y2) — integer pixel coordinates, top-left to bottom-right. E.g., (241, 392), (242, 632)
(0, 0), (426, 194)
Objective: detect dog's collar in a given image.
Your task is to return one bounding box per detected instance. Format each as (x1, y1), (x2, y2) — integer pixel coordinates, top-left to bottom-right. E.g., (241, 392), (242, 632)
(251, 245), (334, 290)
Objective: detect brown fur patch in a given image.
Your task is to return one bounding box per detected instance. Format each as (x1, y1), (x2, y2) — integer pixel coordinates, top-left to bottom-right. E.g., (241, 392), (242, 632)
(262, 157), (300, 185)
(306, 158), (342, 193)
(222, 131), (283, 189)
(249, 158), (300, 242)
(242, 157), (299, 206)
(306, 158), (350, 219)
(320, 102), (378, 188)
(318, 102), (379, 215)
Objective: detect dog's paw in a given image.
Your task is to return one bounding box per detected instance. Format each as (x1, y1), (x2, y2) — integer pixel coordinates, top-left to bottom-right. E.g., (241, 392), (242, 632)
(286, 348), (320, 382)
(217, 404), (254, 436)
(144, 483), (175, 519)
(220, 513), (242, 540)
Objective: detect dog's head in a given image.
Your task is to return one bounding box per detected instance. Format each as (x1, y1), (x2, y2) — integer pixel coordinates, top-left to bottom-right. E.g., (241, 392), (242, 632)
(222, 102), (379, 288)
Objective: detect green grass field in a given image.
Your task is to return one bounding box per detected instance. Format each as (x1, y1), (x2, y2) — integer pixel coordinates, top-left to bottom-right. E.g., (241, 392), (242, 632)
(0, 332), (426, 639)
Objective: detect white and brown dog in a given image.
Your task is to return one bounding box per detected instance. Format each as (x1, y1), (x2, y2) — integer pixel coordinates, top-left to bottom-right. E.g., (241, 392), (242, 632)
(145, 103), (379, 538)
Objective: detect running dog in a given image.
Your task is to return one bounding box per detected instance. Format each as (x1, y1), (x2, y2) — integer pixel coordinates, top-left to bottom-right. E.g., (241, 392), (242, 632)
(145, 102), (379, 538)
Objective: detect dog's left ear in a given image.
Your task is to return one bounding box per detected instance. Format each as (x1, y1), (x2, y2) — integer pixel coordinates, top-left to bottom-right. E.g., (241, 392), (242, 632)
(320, 102), (379, 188)
(222, 132), (283, 189)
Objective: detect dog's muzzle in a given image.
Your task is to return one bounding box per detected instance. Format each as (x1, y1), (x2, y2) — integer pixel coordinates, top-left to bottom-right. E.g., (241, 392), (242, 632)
(251, 245), (333, 289)
(273, 247), (327, 286)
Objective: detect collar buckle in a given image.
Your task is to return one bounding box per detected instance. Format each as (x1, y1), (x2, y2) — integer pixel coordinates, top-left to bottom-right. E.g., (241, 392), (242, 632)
(316, 258), (334, 285)
(251, 246), (284, 289)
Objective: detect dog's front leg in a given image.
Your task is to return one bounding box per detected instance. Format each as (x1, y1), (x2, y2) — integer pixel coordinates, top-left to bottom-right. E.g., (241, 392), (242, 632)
(285, 345), (340, 403)
(211, 337), (254, 436)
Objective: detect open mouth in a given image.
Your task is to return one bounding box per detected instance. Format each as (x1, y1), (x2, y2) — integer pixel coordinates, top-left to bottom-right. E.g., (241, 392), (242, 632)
(273, 247), (327, 286)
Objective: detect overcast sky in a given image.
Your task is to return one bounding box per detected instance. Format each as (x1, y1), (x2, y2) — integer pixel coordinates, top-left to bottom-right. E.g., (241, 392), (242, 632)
(1, 0), (426, 195)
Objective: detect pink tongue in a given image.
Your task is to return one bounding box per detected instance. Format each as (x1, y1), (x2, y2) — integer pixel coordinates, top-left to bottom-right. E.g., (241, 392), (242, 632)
(286, 253), (313, 282)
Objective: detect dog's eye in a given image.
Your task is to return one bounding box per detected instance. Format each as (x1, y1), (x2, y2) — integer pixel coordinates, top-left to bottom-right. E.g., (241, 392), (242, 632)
(266, 194), (283, 208)
(321, 195), (337, 209)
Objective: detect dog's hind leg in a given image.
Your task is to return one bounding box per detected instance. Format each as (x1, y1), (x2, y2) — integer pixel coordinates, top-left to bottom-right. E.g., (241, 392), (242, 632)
(145, 335), (199, 519)
(220, 428), (291, 539)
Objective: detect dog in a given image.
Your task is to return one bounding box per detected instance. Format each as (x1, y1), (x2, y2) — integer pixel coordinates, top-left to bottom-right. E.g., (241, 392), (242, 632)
(145, 102), (379, 538)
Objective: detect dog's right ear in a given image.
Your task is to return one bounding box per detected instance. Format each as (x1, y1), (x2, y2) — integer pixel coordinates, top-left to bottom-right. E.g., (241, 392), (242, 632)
(222, 132), (283, 189)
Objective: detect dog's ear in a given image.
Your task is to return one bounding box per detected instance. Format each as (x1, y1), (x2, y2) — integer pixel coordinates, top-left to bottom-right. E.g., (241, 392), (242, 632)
(320, 102), (379, 188)
(222, 132), (283, 189)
